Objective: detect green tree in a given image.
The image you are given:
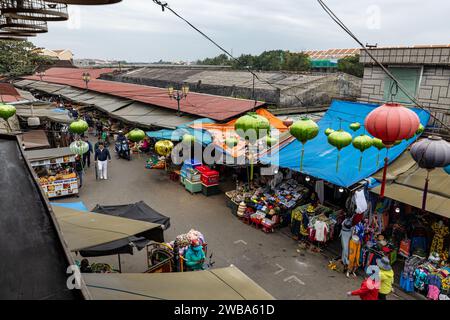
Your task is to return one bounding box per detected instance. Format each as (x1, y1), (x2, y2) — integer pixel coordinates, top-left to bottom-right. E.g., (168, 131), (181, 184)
(197, 53), (231, 66)
(282, 51), (311, 71)
(337, 54), (363, 77)
(0, 40), (53, 77)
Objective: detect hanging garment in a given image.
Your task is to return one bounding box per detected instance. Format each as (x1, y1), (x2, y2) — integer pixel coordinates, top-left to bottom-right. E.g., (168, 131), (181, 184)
(430, 222), (449, 259)
(427, 285), (440, 300)
(354, 189), (368, 214)
(314, 220), (329, 242)
(348, 237), (361, 270)
(353, 222), (365, 243)
(340, 222), (352, 266)
(315, 180), (325, 205)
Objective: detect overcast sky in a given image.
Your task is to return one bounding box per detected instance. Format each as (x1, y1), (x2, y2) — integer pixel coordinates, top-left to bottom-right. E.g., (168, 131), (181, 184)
(32, 0), (450, 62)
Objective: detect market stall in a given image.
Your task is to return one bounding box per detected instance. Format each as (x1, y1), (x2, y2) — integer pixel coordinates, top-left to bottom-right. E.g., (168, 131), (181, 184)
(25, 147), (79, 198)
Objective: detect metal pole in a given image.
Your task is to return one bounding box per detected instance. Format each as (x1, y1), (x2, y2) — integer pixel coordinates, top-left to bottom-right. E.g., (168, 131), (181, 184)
(177, 93), (181, 116)
(118, 254), (122, 273)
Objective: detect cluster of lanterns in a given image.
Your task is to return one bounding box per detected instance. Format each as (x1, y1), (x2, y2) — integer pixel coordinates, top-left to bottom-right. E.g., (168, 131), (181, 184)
(0, 0), (122, 41)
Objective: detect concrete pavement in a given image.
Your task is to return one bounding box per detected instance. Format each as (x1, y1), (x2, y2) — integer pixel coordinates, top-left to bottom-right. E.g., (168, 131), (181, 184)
(55, 142), (412, 300)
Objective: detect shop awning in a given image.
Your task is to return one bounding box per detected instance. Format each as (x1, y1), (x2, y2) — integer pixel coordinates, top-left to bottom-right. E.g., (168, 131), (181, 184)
(83, 266), (275, 300)
(146, 118), (214, 144)
(15, 103), (72, 124)
(260, 100), (431, 187)
(18, 130), (50, 150)
(51, 206), (164, 253)
(370, 152), (450, 218)
(25, 146), (75, 162)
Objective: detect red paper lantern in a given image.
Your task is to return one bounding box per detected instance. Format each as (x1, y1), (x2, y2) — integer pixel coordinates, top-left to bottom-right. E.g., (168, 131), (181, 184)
(364, 103), (420, 146)
(364, 103), (420, 198)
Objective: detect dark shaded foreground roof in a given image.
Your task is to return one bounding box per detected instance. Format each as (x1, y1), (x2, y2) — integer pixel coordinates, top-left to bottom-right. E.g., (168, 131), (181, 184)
(0, 135), (83, 300)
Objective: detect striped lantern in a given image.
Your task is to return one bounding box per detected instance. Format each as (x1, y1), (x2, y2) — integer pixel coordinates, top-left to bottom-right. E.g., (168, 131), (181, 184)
(70, 140), (89, 155)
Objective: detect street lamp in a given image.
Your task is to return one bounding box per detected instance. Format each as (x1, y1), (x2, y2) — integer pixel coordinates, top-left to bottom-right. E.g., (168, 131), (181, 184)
(82, 72), (91, 89)
(168, 83), (189, 116)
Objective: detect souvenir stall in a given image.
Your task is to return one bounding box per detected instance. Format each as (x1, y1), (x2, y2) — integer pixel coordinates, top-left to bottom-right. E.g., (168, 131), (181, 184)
(25, 147), (79, 198)
(225, 168), (310, 233)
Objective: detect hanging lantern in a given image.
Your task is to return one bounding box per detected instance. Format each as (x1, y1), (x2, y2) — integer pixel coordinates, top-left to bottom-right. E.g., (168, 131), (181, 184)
(416, 124), (425, 136)
(225, 136), (238, 148)
(69, 119), (88, 134)
(349, 122), (361, 132)
(328, 130), (352, 172)
(0, 103), (16, 133)
(410, 136), (450, 211)
(235, 113), (270, 183)
(0, 16), (48, 33)
(372, 138), (386, 167)
(70, 140), (89, 155)
(289, 118), (319, 172)
(352, 134), (373, 171)
(128, 128), (145, 142)
(265, 136), (277, 147)
(182, 134), (196, 145)
(324, 128), (335, 136)
(444, 164), (450, 175)
(282, 118), (294, 127)
(364, 102), (420, 198)
(155, 140), (174, 157)
(0, 0), (69, 22)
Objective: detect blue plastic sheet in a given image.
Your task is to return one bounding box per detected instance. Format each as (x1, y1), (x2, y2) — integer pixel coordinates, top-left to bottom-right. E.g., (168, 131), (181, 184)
(51, 201), (89, 212)
(147, 118), (215, 146)
(260, 100), (430, 187)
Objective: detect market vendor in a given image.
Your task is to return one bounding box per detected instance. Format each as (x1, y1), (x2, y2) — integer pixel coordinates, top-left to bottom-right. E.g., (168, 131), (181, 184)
(184, 239), (205, 271)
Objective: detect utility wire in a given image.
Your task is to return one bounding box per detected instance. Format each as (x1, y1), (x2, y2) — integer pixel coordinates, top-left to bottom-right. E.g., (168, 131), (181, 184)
(151, 0), (307, 108)
(317, 0), (450, 131)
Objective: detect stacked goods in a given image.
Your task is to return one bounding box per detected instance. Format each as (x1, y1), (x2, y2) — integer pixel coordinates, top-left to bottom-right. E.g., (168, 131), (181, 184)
(181, 159), (202, 194)
(195, 164), (220, 196)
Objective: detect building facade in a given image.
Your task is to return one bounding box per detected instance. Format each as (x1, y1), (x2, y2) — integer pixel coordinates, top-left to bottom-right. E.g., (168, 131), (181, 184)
(358, 45), (450, 130)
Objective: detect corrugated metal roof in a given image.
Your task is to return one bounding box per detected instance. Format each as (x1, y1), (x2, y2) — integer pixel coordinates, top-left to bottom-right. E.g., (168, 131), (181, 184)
(23, 68), (264, 121)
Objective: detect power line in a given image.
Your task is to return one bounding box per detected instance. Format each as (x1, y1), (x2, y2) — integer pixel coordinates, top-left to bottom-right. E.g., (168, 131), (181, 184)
(317, 0), (450, 131)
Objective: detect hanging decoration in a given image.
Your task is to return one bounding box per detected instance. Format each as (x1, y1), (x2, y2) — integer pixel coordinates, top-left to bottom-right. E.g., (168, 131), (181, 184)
(352, 134), (373, 171)
(70, 140), (89, 155)
(364, 102), (420, 197)
(182, 134), (196, 145)
(0, 103), (16, 132)
(128, 129), (145, 142)
(225, 137), (238, 148)
(324, 128), (334, 136)
(282, 118), (294, 127)
(416, 124), (425, 136)
(234, 113), (270, 184)
(349, 122), (361, 132)
(289, 118), (319, 172)
(69, 119), (88, 134)
(372, 138), (386, 167)
(327, 129), (352, 172)
(410, 136), (450, 211)
(155, 140), (174, 157)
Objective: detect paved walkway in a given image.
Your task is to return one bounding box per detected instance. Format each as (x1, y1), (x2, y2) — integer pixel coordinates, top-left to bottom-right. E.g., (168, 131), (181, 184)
(55, 141), (414, 300)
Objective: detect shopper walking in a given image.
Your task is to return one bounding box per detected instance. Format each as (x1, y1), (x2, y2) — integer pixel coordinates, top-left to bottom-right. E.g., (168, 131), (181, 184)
(377, 257), (394, 300)
(94, 142), (111, 180)
(75, 155), (84, 188)
(82, 136), (93, 168)
(347, 269), (379, 300)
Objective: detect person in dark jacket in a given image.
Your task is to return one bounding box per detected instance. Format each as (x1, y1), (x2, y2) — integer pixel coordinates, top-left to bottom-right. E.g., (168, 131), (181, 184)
(74, 155), (84, 187)
(94, 142), (111, 180)
(82, 136), (93, 168)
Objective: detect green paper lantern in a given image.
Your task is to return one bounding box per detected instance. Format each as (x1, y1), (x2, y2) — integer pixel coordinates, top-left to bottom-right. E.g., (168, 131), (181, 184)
(0, 103), (16, 121)
(328, 130), (352, 172)
(352, 134), (373, 171)
(70, 140), (89, 155)
(128, 129), (146, 142)
(372, 138), (386, 167)
(234, 113), (270, 143)
(289, 118), (319, 172)
(324, 128), (335, 136)
(266, 136), (277, 147)
(349, 122), (361, 132)
(225, 137), (238, 148)
(182, 134), (196, 145)
(69, 120), (88, 134)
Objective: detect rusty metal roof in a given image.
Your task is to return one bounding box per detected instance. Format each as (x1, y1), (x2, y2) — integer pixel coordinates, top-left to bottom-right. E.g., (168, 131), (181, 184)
(24, 68), (264, 121)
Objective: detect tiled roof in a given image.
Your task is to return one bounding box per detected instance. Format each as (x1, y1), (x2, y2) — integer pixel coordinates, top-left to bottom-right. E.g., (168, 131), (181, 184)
(304, 48), (360, 60)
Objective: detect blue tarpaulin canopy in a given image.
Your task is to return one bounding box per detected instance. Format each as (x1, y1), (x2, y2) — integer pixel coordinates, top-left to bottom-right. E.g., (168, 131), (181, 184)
(146, 118), (215, 146)
(260, 100), (430, 188)
(51, 201), (89, 212)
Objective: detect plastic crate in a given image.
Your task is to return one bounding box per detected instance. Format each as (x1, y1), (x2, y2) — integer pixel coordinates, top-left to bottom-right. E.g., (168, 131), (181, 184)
(183, 159), (202, 170)
(201, 171), (219, 185)
(201, 183), (221, 196)
(196, 165), (211, 175)
(185, 179), (202, 194)
(186, 170), (201, 182)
